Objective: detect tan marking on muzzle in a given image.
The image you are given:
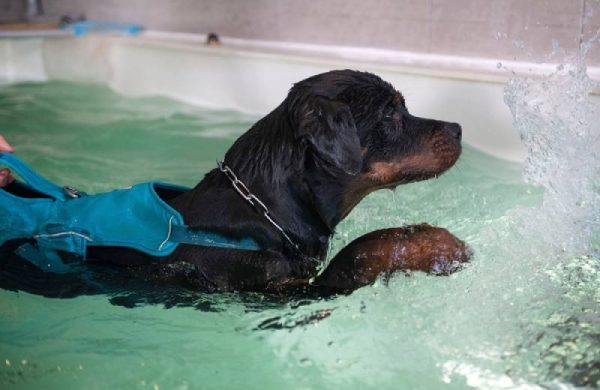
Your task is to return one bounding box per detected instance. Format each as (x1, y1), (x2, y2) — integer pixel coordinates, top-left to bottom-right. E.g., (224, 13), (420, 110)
(366, 153), (440, 183)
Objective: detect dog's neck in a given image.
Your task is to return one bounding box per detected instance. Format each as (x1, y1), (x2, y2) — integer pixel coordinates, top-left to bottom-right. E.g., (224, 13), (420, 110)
(170, 105), (342, 259)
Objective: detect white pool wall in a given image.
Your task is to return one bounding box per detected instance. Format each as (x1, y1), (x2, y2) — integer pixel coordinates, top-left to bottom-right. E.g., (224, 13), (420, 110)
(3, 32), (596, 162)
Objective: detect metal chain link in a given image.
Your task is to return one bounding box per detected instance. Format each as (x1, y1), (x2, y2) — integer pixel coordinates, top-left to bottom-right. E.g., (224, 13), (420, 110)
(217, 160), (299, 251)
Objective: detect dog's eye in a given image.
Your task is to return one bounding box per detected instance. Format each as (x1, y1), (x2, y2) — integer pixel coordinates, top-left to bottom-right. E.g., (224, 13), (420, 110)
(382, 108), (395, 120)
(383, 108), (401, 123)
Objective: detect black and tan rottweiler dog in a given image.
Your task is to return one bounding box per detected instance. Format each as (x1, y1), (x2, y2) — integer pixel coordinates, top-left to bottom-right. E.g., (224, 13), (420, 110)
(1, 70), (468, 296)
(82, 69), (468, 294)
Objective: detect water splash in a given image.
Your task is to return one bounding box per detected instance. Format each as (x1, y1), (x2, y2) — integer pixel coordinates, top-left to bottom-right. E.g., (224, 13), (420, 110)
(492, 39), (600, 387)
(503, 54), (600, 257)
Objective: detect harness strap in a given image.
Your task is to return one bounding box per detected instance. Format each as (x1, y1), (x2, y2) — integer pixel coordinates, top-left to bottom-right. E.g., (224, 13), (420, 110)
(0, 153), (70, 200)
(169, 222), (260, 251)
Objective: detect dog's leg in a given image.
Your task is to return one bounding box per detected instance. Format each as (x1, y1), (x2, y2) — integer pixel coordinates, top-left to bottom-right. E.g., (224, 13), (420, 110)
(314, 224), (470, 293)
(161, 245), (316, 292)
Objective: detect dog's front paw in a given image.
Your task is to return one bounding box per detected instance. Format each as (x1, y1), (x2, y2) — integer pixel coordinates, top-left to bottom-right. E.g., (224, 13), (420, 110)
(316, 224), (471, 292)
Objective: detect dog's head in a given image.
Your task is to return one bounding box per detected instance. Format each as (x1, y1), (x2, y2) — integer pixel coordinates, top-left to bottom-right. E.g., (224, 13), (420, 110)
(287, 70), (462, 219)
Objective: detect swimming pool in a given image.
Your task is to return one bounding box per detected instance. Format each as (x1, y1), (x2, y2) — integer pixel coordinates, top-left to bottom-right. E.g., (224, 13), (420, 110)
(0, 34), (598, 389)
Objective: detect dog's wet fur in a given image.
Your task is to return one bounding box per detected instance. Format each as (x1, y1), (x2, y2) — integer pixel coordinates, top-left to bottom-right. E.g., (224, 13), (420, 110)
(1, 70), (468, 301)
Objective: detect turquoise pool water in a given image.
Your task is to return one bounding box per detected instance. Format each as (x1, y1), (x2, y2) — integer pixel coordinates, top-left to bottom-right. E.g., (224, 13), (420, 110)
(0, 81), (597, 389)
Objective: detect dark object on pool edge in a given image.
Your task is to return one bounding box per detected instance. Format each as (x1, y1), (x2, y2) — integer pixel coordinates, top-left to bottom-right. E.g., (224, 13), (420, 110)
(206, 32), (220, 46)
(316, 224), (471, 292)
(2, 70), (464, 295)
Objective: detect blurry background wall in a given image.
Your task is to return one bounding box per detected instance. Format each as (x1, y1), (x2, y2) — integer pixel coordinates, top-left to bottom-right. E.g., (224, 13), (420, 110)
(3, 0), (600, 63)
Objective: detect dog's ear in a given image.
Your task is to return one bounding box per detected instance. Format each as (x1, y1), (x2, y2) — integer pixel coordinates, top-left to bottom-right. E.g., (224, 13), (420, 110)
(296, 96), (362, 175)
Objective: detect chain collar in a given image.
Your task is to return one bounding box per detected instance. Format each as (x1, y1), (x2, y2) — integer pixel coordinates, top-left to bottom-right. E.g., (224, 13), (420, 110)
(217, 161), (300, 251)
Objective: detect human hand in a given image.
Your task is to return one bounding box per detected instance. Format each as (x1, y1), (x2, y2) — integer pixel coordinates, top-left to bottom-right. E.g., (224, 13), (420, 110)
(0, 135), (14, 187)
(0, 135), (13, 153)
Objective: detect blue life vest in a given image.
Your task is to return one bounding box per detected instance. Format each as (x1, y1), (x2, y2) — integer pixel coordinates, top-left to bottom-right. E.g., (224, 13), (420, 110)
(0, 153), (259, 272)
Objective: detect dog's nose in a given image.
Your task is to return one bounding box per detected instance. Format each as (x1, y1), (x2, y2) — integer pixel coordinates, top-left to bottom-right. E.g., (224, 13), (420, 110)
(443, 122), (462, 141)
